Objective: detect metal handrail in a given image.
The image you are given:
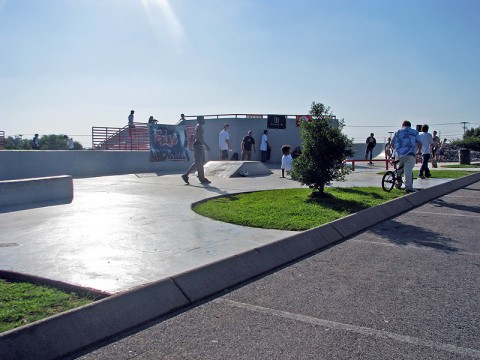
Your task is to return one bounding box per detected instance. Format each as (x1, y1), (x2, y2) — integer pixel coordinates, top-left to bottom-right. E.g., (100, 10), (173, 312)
(92, 123), (150, 151)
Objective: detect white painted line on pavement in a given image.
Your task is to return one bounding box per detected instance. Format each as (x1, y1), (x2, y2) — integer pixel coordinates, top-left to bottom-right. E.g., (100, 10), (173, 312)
(218, 299), (480, 359)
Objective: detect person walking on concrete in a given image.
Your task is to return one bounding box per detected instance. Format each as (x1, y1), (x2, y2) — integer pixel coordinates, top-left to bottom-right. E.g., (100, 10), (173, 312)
(241, 130), (256, 160)
(32, 134), (40, 150)
(260, 130), (269, 162)
(418, 124), (434, 179)
(182, 116), (211, 185)
(391, 120), (422, 193)
(365, 133), (376, 165)
(219, 123), (232, 160)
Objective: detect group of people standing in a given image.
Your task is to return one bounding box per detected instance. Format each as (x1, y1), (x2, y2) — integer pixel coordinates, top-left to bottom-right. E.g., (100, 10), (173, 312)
(180, 116), (291, 185)
(218, 124), (270, 162)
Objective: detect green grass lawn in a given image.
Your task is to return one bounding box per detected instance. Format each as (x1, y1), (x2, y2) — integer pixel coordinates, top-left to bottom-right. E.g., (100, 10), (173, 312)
(441, 163), (480, 168)
(378, 169), (474, 179)
(0, 279), (95, 333)
(413, 169), (476, 178)
(193, 187), (404, 231)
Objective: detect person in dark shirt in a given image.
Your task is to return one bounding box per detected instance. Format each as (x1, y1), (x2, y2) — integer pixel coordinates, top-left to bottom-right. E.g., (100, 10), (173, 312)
(365, 132), (377, 165)
(241, 130), (256, 160)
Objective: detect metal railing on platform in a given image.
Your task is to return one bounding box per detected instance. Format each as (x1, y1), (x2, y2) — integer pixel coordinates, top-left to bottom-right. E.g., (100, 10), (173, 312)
(92, 123), (150, 151)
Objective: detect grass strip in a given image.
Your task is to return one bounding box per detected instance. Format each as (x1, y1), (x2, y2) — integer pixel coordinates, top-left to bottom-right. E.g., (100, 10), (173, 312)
(193, 187), (403, 231)
(378, 169), (474, 179)
(0, 279), (95, 333)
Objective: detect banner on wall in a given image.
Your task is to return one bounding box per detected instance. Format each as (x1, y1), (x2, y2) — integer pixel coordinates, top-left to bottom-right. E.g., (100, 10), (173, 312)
(295, 115), (312, 126)
(148, 124), (190, 162)
(267, 114), (286, 129)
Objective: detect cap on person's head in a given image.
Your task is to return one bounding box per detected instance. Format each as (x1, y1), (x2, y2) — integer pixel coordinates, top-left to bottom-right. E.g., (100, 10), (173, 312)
(224, 123), (230, 128)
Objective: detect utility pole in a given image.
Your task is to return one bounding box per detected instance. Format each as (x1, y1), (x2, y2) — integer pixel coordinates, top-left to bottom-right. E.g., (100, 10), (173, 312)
(461, 122), (469, 134)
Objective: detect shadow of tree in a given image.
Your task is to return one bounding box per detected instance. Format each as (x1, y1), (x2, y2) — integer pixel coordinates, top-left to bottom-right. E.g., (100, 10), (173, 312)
(430, 198), (480, 213)
(369, 219), (459, 253)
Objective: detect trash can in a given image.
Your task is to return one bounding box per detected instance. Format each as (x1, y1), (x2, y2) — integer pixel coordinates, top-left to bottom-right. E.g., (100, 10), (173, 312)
(459, 148), (471, 165)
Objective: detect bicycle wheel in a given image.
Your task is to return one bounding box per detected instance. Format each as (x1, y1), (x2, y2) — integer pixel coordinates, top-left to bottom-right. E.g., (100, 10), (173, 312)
(382, 171), (396, 192)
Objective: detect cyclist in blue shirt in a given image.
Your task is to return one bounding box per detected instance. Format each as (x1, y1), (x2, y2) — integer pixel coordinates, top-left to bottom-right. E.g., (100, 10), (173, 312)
(391, 120), (422, 193)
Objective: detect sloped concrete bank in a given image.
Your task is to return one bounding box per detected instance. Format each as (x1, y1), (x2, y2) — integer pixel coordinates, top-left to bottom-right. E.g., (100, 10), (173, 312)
(1, 172), (480, 360)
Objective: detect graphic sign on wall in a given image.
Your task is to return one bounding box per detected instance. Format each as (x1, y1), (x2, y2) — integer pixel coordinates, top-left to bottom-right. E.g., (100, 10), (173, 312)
(267, 114), (286, 129)
(148, 124), (190, 162)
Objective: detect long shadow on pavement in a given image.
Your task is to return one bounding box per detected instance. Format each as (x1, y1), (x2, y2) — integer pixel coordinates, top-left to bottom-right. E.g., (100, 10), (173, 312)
(368, 219), (460, 253)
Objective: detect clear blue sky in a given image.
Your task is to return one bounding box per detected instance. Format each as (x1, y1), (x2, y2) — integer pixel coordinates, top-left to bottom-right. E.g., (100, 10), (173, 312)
(1, 0), (479, 147)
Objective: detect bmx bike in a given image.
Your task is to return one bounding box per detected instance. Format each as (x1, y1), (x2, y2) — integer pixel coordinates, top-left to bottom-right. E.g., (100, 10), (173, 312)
(381, 160), (404, 192)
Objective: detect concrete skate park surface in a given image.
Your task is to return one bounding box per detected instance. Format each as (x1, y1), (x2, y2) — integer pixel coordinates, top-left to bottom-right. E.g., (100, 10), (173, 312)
(1, 162), (480, 359)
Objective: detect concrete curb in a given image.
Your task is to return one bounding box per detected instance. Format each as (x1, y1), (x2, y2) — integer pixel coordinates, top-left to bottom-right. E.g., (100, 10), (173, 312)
(2, 173), (480, 360)
(0, 175), (73, 208)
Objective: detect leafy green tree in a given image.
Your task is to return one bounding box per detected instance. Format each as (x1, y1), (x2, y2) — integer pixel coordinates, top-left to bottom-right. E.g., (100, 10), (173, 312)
(452, 126), (480, 151)
(5, 135), (31, 149)
(4, 134), (83, 150)
(291, 102), (353, 197)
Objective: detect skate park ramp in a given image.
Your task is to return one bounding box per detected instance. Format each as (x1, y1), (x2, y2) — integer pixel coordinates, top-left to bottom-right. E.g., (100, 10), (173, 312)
(204, 161), (272, 178)
(348, 143), (385, 160)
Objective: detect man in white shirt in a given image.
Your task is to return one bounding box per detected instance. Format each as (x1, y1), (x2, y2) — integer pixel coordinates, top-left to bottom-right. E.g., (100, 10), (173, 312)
(418, 124), (434, 179)
(218, 123), (231, 160)
(260, 130), (269, 162)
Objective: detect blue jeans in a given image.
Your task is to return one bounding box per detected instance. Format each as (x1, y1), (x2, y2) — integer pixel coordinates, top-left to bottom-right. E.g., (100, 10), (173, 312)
(419, 154), (431, 177)
(365, 147), (374, 161)
(261, 150), (267, 162)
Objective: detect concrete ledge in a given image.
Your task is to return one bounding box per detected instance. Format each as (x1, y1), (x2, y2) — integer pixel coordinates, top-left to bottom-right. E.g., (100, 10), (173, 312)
(331, 197), (413, 238)
(0, 176), (73, 209)
(1, 278), (189, 360)
(172, 224), (343, 303)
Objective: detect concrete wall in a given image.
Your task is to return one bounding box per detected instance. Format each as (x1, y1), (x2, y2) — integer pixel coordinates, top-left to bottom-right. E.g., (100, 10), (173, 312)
(179, 117), (384, 162)
(180, 117), (304, 163)
(0, 150), (190, 181)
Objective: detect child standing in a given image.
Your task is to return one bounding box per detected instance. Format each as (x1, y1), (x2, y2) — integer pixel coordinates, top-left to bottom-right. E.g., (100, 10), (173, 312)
(281, 145), (292, 178)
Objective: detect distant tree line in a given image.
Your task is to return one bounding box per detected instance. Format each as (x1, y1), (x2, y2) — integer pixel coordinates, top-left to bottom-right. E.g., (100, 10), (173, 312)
(452, 126), (480, 151)
(4, 134), (83, 150)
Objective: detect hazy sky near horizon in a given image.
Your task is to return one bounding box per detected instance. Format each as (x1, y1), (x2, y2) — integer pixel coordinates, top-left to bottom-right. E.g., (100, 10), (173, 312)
(1, 0), (479, 147)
